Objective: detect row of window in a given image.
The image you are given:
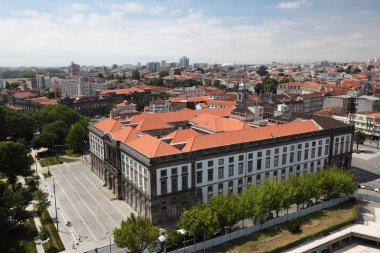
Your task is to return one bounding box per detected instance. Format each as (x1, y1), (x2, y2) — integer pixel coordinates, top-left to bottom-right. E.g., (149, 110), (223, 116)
(121, 153), (150, 193)
(160, 175), (189, 194)
(196, 138), (329, 170)
(204, 160), (327, 201)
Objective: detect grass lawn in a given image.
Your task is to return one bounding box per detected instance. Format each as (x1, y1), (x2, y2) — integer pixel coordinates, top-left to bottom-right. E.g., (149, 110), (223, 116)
(3, 217), (38, 253)
(38, 156), (78, 167)
(64, 149), (82, 158)
(208, 200), (358, 253)
(41, 209), (65, 252)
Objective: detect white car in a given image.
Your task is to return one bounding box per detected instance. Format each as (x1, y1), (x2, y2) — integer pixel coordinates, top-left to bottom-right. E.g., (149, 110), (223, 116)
(375, 188), (380, 193)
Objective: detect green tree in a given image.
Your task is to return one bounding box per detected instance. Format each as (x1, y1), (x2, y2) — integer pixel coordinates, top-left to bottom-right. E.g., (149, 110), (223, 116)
(31, 131), (59, 150)
(0, 181), (33, 242)
(0, 141), (33, 191)
(159, 71), (170, 78)
(33, 190), (51, 214)
(208, 194), (240, 233)
(288, 173), (305, 211)
(65, 122), (89, 153)
(113, 213), (159, 253)
(255, 76), (278, 94)
(43, 120), (68, 143)
(131, 69), (141, 80)
(147, 77), (164, 87)
(173, 69), (181, 76)
(367, 65), (374, 71)
(353, 131), (366, 150)
(97, 73), (104, 79)
(165, 229), (182, 248)
(177, 204), (218, 238)
(352, 67), (361, 74)
(256, 65), (268, 77)
(346, 65), (353, 74)
(263, 179), (283, 217)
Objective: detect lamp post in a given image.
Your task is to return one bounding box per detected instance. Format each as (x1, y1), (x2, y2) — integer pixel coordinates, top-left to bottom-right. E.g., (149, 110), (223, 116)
(53, 178), (58, 231)
(34, 157), (39, 189)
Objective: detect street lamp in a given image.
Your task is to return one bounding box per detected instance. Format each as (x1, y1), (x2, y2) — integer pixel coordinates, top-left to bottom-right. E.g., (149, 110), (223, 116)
(53, 178), (58, 231)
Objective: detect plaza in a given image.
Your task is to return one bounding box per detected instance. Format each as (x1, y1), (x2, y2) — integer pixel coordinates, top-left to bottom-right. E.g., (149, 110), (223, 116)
(40, 160), (134, 252)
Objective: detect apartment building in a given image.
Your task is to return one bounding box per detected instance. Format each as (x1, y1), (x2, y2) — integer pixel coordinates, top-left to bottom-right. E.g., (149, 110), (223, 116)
(277, 82), (322, 94)
(89, 107), (353, 224)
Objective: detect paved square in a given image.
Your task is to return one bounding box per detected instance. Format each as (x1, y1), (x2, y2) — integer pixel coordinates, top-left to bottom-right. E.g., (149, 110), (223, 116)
(43, 161), (135, 252)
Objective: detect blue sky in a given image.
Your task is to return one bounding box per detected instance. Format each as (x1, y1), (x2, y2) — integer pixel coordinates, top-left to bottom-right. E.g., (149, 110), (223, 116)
(0, 0), (379, 66)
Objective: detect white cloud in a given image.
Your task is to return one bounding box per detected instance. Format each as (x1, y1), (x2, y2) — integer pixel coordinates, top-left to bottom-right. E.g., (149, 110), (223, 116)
(170, 9), (182, 16)
(0, 5), (379, 66)
(110, 2), (144, 12)
(277, 0), (308, 10)
(67, 3), (90, 12)
(148, 6), (166, 15)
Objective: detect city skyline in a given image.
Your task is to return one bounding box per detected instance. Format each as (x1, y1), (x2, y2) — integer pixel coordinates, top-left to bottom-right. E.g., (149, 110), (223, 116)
(1, 0), (379, 66)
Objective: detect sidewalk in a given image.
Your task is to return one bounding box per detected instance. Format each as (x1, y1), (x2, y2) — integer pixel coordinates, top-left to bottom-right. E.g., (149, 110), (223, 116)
(32, 212), (45, 253)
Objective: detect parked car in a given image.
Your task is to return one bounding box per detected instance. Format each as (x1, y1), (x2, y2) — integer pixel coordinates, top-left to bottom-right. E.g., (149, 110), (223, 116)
(374, 188), (380, 193)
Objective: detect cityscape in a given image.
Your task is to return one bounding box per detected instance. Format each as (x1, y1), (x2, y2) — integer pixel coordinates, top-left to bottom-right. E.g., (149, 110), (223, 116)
(1, 1), (380, 253)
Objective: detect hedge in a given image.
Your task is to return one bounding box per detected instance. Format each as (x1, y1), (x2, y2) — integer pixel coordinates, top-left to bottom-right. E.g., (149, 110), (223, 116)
(41, 209), (65, 253)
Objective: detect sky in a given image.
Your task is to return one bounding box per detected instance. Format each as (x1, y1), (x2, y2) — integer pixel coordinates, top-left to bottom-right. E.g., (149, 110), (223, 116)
(0, 0), (379, 66)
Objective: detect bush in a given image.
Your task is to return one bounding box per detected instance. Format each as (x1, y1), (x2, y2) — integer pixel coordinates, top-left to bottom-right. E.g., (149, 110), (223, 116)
(40, 210), (65, 252)
(287, 221), (301, 234)
(38, 226), (49, 241)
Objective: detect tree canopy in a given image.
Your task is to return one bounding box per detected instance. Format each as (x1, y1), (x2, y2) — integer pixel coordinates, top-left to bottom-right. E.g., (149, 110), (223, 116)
(256, 65), (268, 77)
(0, 141), (34, 191)
(131, 69), (141, 80)
(353, 131), (366, 150)
(113, 213), (159, 253)
(66, 122), (89, 153)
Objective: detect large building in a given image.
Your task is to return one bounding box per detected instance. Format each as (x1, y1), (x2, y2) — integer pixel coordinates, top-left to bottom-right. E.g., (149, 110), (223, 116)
(179, 56), (189, 68)
(58, 77), (114, 97)
(89, 107), (353, 224)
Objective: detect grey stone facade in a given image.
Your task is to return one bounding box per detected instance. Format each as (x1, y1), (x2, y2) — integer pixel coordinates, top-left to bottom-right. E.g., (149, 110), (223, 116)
(88, 118), (354, 225)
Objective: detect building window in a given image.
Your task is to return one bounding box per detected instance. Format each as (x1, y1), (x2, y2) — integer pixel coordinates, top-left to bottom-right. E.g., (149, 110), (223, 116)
(208, 169), (213, 181)
(283, 146), (287, 153)
(266, 150), (271, 156)
(248, 153), (253, 159)
(182, 176), (188, 189)
(196, 171), (202, 184)
(218, 158), (224, 165)
(297, 151), (302, 162)
(257, 159), (262, 170)
(265, 157), (270, 169)
(256, 174), (261, 183)
(305, 142), (309, 148)
(319, 140), (322, 145)
(161, 170), (167, 177)
(290, 145), (295, 151)
(182, 166), (188, 173)
(238, 163), (244, 174)
(257, 151), (262, 157)
(207, 186), (213, 201)
(218, 166), (224, 179)
(208, 160), (213, 167)
(282, 154), (287, 165)
(275, 148), (279, 154)
(228, 165), (234, 176)
(238, 179), (243, 193)
(312, 141), (316, 147)
(229, 156), (234, 163)
(228, 181), (233, 193)
(172, 177), (178, 191)
(239, 155), (244, 161)
(298, 144), (302, 149)
(318, 147), (322, 157)
(325, 145), (329, 155)
(304, 149), (309, 160)
(265, 172), (269, 179)
(196, 162), (202, 170)
(247, 160), (253, 172)
(218, 183), (223, 194)
(290, 152), (294, 163)
(326, 138), (330, 144)
(161, 180), (167, 193)
(274, 155), (279, 166)
(171, 168), (177, 175)
(289, 167), (293, 173)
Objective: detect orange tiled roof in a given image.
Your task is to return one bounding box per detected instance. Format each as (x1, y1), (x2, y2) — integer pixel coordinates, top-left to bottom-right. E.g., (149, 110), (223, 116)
(128, 107), (233, 124)
(163, 129), (202, 144)
(111, 126), (139, 143)
(280, 82), (322, 89)
(182, 120), (320, 152)
(368, 112), (380, 119)
(194, 117), (252, 133)
(127, 134), (181, 158)
(134, 118), (173, 131)
(94, 117), (125, 134)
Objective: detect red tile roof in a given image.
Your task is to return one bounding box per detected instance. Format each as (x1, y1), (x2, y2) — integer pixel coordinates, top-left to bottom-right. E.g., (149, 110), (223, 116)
(182, 120), (320, 152)
(163, 129), (202, 143)
(127, 134), (181, 158)
(94, 118), (125, 134)
(134, 118), (173, 131)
